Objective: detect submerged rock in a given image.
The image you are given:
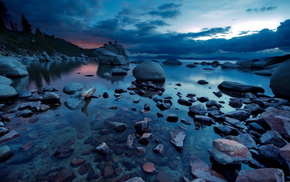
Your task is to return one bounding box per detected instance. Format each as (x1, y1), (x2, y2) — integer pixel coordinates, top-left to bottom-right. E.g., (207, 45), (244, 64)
(0, 75), (13, 85)
(132, 61), (165, 81)
(0, 145), (13, 162)
(109, 122), (127, 132)
(96, 142), (110, 155)
(124, 177), (145, 182)
(170, 130), (186, 153)
(42, 92), (60, 104)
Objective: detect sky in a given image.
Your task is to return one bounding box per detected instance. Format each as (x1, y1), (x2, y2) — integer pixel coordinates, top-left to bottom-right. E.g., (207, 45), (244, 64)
(3, 0), (290, 59)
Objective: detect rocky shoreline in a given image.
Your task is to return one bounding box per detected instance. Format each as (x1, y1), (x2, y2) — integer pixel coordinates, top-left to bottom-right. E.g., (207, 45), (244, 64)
(0, 50), (290, 181)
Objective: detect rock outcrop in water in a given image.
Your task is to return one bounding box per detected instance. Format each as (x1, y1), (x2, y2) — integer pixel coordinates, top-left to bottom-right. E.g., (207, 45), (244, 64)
(94, 43), (129, 65)
(0, 56), (29, 77)
(133, 61), (165, 81)
(270, 59), (290, 101)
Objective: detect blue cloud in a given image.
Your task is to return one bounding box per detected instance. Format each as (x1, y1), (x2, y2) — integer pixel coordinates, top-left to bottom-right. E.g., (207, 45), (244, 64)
(246, 6), (278, 12)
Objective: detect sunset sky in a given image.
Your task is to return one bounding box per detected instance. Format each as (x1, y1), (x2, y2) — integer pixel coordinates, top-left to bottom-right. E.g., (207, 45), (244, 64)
(3, 0), (290, 58)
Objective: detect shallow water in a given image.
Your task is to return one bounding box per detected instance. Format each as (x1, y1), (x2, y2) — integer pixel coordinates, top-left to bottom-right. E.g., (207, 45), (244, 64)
(0, 59), (273, 181)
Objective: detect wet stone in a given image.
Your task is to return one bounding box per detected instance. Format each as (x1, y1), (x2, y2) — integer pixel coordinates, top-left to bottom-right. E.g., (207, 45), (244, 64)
(156, 102), (171, 111)
(0, 127), (9, 137)
(135, 120), (150, 134)
(178, 98), (192, 106)
(166, 114), (178, 122)
(16, 110), (33, 117)
(53, 168), (76, 182)
(259, 130), (287, 147)
(104, 166), (114, 178)
(170, 130), (186, 153)
(133, 98), (141, 103)
(70, 158), (86, 167)
(109, 122), (127, 132)
(103, 92), (109, 98)
(78, 163), (92, 175)
(96, 142), (110, 155)
(197, 97), (209, 103)
(229, 98), (243, 108)
(213, 91), (222, 98)
(189, 104), (207, 116)
(138, 133), (152, 146)
(197, 80), (209, 85)
(181, 118), (191, 125)
(142, 162), (156, 173)
(54, 147), (74, 158)
(0, 145), (13, 162)
(195, 115), (215, 126)
(0, 130), (20, 144)
(144, 103), (150, 111)
(153, 144), (165, 154)
(126, 134), (134, 149)
(157, 113), (164, 117)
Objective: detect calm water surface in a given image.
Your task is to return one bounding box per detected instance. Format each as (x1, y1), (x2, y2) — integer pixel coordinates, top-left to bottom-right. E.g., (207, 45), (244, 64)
(0, 59), (273, 181)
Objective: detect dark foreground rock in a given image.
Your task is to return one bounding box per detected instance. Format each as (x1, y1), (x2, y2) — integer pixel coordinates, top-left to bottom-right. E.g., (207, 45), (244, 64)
(270, 59), (290, 100)
(170, 130), (186, 152)
(0, 145), (13, 162)
(236, 168), (284, 182)
(163, 59), (182, 65)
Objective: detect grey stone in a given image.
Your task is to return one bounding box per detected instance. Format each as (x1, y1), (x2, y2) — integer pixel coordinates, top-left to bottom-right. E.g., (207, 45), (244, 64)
(0, 145), (13, 162)
(133, 61), (165, 81)
(94, 43), (129, 65)
(0, 76), (13, 85)
(63, 82), (85, 94)
(0, 56), (29, 77)
(0, 83), (18, 99)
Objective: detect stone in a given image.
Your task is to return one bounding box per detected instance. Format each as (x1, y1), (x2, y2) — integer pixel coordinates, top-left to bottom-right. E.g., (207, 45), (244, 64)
(166, 114), (178, 122)
(126, 134), (134, 149)
(229, 98), (242, 108)
(0, 127), (9, 137)
(0, 130), (19, 144)
(197, 97), (209, 102)
(156, 102), (171, 111)
(54, 147), (74, 158)
(124, 177), (145, 182)
(142, 162), (156, 173)
(190, 155), (227, 182)
(94, 43), (129, 65)
(0, 56), (29, 77)
(135, 121), (150, 134)
(65, 97), (86, 110)
(153, 144), (165, 154)
(226, 133), (258, 149)
(42, 92), (61, 104)
(186, 63), (196, 68)
(53, 168), (76, 182)
(280, 143), (290, 169)
(0, 145), (13, 162)
(133, 61), (165, 81)
(18, 91), (32, 98)
(188, 104), (207, 116)
(138, 133), (152, 146)
(178, 99), (192, 106)
(96, 142), (110, 155)
(254, 69), (274, 76)
(236, 168), (284, 182)
(133, 98), (141, 103)
(270, 59), (290, 100)
(109, 122), (127, 132)
(70, 158), (86, 167)
(244, 103), (264, 115)
(206, 100), (222, 108)
(156, 168), (175, 182)
(111, 68), (127, 75)
(104, 166), (114, 178)
(225, 109), (250, 121)
(212, 139), (252, 165)
(163, 59), (182, 65)
(170, 130), (186, 153)
(0, 75), (13, 85)
(214, 126), (238, 137)
(82, 86), (96, 98)
(181, 118), (191, 125)
(260, 130), (287, 147)
(78, 163), (92, 175)
(221, 62), (241, 68)
(0, 84), (18, 99)
(197, 80), (208, 85)
(218, 81), (265, 94)
(63, 82), (85, 94)
(136, 147), (146, 155)
(235, 59), (257, 68)
(253, 55), (289, 68)
(194, 115), (214, 125)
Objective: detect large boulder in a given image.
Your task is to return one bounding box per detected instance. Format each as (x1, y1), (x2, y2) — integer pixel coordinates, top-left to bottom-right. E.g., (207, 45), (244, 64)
(221, 62), (241, 68)
(0, 84), (18, 99)
(0, 56), (29, 77)
(270, 59), (290, 100)
(133, 61), (165, 81)
(235, 59), (259, 68)
(218, 81), (265, 94)
(94, 43), (129, 65)
(0, 76), (13, 85)
(236, 168), (284, 182)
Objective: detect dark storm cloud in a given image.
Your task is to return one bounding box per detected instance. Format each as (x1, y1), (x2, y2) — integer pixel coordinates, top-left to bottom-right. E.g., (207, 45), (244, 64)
(3, 0), (102, 35)
(148, 3), (181, 18)
(246, 6), (278, 12)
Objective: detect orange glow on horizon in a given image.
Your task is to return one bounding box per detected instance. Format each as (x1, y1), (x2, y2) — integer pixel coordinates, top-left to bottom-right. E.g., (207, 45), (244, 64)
(70, 40), (103, 49)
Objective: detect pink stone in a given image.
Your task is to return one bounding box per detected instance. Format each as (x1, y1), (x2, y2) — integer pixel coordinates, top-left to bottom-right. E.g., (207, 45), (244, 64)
(142, 162), (156, 173)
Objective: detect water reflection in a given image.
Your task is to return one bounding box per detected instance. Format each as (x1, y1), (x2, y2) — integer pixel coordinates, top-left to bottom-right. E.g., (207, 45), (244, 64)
(97, 64), (129, 83)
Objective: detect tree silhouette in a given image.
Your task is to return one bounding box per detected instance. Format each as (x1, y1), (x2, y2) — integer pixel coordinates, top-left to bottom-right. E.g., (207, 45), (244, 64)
(21, 14), (32, 33)
(0, 0), (9, 29)
(35, 27), (42, 36)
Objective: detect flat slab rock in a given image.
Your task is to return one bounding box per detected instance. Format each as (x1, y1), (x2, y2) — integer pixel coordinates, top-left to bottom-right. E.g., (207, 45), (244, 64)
(218, 81), (265, 93)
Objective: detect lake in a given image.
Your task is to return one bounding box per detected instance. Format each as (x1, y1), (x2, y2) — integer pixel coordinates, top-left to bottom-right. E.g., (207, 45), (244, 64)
(0, 59), (273, 181)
